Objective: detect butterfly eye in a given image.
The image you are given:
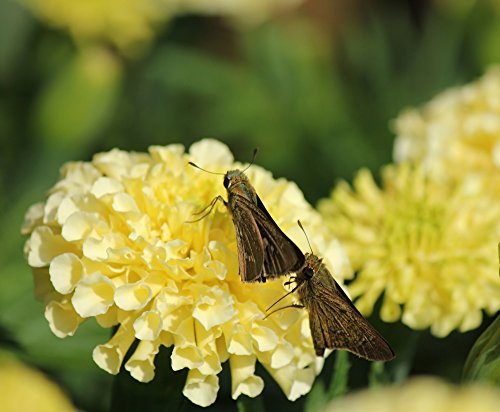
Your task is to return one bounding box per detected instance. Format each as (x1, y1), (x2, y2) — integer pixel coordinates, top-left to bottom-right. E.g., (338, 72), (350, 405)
(223, 175), (230, 189)
(304, 267), (314, 279)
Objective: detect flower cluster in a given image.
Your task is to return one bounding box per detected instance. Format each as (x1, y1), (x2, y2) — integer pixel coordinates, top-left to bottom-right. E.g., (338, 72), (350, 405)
(323, 377), (500, 412)
(318, 163), (500, 337)
(22, 139), (351, 406)
(393, 66), (500, 177)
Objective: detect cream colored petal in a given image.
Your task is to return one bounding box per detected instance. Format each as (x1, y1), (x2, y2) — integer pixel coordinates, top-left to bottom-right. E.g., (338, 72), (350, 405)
(124, 340), (160, 383)
(459, 310), (482, 332)
(61, 212), (107, 242)
(91, 177), (124, 198)
(229, 355), (264, 400)
(71, 273), (115, 317)
(27, 227), (71, 268)
(49, 253), (83, 294)
(251, 322), (278, 352)
(112, 193), (140, 214)
(96, 305), (119, 328)
(192, 286), (235, 330)
(114, 283), (152, 311)
(133, 310), (162, 341)
(182, 369), (219, 407)
(45, 299), (83, 338)
(171, 345), (204, 371)
(55, 196), (79, 226)
(82, 235), (121, 261)
(93, 325), (135, 375)
(188, 138), (234, 169)
(226, 325), (253, 356)
(21, 202), (45, 235)
(43, 192), (66, 224)
(269, 342), (294, 369)
(269, 364), (316, 401)
(197, 348), (223, 376)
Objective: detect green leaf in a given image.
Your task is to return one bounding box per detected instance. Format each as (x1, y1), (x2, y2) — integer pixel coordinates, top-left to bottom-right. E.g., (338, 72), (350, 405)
(304, 379), (327, 412)
(327, 351), (351, 400)
(463, 315), (500, 385)
(369, 361), (390, 388)
(33, 48), (122, 155)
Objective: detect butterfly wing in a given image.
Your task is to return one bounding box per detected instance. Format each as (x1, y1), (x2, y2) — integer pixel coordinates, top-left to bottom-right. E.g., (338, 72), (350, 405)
(304, 273), (394, 361)
(237, 195), (305, 278)
(230, 196), (266, 282)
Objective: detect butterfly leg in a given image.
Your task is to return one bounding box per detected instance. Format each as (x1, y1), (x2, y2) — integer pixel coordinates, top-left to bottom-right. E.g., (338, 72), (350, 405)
(187, 195), (226, 223)
(284, 276), (297, 288)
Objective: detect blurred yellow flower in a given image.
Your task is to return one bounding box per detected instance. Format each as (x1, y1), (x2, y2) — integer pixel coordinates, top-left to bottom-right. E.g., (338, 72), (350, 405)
(20, 0), (172, 56)
(318, 163), (500, 337)
(322, 376), (500, 412)
(393, 66), (500, 177)
(0, 357), (76, 412)
(22, 138), (351, 406)
(20, 0), (304, 56)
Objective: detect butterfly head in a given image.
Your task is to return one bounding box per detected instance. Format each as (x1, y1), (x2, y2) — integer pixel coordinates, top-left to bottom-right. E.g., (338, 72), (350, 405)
(224, 170), (249, 190)
(304, 253), (323, 273)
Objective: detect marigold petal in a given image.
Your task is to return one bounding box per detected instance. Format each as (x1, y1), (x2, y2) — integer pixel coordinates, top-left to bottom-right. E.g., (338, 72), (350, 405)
(133, 310), (162, 341)
(27, 227), (70, 267)
(229, 355), (264, 400)
(93, 325), (135, 374)
(189, 138), (233, 169)
(192, 287), (235, 330)
(182, 369), (219, 407)
(45, 299), (82, 338)
(90, 177), (124, 198)
(124, 340), (160, 383)
(72, 273), (115, 317)
(49, 253), (83, 294)
(21, 202), (44, 235)
(114, 283), (152, 311)
(250, 323), (278, 352)
(171, 346), (204, 371)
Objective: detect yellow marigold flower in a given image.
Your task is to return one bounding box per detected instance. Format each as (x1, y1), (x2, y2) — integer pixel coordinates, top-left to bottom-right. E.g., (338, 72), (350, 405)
(19, 0), (171, 56)
(318, 163), (500, 338)
(0, 357), (77, 412)
(393, 66), (500, 177)
(19, 0), (304, 56)
(22, 139), (351, 407)
(322, 376), (500, 412)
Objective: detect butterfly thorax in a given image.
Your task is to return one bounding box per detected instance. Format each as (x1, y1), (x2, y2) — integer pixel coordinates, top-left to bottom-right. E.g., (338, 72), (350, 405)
(295, 253), (339, 298)
(224, 170), (258, 204)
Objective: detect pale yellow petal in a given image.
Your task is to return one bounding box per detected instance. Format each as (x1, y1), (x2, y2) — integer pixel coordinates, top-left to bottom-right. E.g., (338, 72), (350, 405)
(124, 340), (160, 383)
(71, 273), (115, 317)
(49, 253), (83, 294)
(93, 324), (135, 374)
(182, 369), (219, 408)
(229, 355), (264, 400)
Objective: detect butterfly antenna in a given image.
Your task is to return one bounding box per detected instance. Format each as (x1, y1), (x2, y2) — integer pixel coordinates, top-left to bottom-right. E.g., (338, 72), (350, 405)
(242, 147), (258, 173)
(297, 220), (314, 254)
(188, 162), (225, 175)
(264, 303), (304, 320)
(266, 284), (299, 312)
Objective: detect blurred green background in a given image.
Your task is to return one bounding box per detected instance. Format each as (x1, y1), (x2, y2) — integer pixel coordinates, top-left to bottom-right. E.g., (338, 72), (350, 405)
(1, 0), (499, 410)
